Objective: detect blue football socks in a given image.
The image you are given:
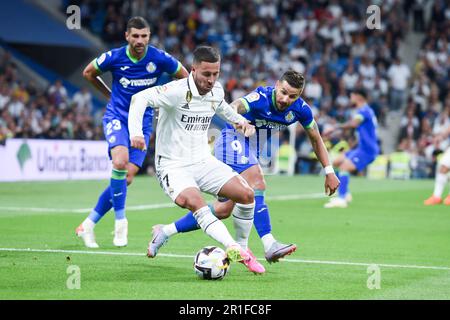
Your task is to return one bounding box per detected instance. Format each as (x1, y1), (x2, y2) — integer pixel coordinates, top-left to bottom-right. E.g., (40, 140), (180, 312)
(88, 186), (113, 223)
(338, 171), (350, 199)
(253, 189), (271, 238)
(110, 168), (128, 220)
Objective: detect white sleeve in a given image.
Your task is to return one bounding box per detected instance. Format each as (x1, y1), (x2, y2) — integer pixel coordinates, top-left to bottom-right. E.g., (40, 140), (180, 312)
(128, 85), (176, 138)
(215, 99), (247, 125)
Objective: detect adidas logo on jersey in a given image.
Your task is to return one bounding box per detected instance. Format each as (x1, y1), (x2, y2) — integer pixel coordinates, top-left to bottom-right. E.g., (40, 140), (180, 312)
(181, 103), (190, 109)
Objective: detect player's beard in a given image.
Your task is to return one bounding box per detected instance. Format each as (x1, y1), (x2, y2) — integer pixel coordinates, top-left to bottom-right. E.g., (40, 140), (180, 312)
(133, 44), (146, 55)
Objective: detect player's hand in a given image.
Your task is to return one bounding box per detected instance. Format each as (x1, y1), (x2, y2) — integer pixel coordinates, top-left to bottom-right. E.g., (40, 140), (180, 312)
(131, 136), (147, 151)
(324, 173), (340, 196)
(236, 121), (255, 137)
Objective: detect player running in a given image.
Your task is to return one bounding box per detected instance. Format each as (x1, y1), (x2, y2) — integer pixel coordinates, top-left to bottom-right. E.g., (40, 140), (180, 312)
(147, 70), (340, 263)
(323, 88), (380, 208)
(129, 46), (265, 273)
(75, 17), (189, 248)
(424, 126), (450, 205)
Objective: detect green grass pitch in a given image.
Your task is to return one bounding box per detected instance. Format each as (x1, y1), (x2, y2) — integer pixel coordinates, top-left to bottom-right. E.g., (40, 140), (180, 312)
(0, 175), (449, 300)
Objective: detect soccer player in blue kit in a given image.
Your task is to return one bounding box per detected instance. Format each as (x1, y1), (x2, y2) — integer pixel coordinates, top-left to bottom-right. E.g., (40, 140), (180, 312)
(147, 70), (340, 264)
(76, 17), (188, 248)
(323, 88), (379, 208)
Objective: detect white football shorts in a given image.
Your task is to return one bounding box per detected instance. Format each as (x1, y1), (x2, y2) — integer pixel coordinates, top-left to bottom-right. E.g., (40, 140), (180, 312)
(438, 147), (450, 168)
(155, 155), (238, 202)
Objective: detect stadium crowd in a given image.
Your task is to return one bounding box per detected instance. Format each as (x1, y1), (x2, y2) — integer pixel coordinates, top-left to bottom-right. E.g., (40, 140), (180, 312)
(0, 51), (103, 143)
(1, 0), (448, 179)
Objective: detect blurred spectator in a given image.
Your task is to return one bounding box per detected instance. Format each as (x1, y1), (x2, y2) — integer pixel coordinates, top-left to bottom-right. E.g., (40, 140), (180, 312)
(387, 56), (411, 111)
(48, 79), (68, 109)
(72, 87), (93, 113)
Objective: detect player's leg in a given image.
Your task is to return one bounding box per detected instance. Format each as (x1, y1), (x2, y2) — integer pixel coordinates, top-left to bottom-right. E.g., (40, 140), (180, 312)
(241, 164), (297, 263)
(109, 145), (130, 246)
(174, 187), (249, 262)
(425, 149), (450, 205)
(76, 161), (140, 248)
(150, 164), (248, 263)
(324, 154), (356, 208)
(161, 198), (234, 237)
(194, 158), (264, 271)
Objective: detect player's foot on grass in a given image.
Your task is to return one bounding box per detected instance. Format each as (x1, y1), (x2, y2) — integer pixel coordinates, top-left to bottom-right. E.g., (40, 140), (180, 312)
(265, 241), (296, 263)
(113, 218), (128, 247)
(75, 223), (99, 248)
(147, 224), (168, 258)
(345, 193), (353, 203)
(424, 195), (442, 206)
(226, 244), (249, 262)
(239, 248), (265, 274)
(324, 197), (348, 208)
(444, 195), (450, 206)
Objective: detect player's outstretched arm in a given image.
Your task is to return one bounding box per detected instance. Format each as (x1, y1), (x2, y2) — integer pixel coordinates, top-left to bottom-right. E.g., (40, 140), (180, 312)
(230, 99), (249, 115)
(82, 61), (111, 99)
(305, 121), (340, 196)
(216, 100), (255, 137)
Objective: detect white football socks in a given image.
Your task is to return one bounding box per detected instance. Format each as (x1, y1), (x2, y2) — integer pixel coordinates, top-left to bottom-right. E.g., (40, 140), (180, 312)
(162, 223), (178, 237)
(261, 233), (276, 252)
(433, 172), (448, 198)
(193, 206), (236, 248)
(232, 202), (255, 250)
(83, 218), (96, 230)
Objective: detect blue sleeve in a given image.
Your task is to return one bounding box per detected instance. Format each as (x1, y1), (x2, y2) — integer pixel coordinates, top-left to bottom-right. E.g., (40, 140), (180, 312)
(297, 102), (314, 129)
(93, 50), (114, 73)
(240, 88), (265, 113)
(157, 50), (181, 75)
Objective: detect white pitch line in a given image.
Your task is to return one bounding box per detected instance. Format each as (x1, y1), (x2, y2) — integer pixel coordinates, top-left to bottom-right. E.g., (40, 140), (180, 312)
(0, 193), (327, 214)
(1, 247), (449, 271)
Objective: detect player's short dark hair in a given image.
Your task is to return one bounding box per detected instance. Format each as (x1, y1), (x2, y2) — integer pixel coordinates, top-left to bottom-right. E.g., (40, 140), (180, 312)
(126, 16), (150, 31)
(280, 70), (305, 93)
(193, 46), (221, 64)
(352, 87), (368, 99)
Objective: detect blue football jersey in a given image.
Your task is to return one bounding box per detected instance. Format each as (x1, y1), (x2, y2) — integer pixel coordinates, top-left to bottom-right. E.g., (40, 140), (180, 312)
(237, 86), (314, 134)
(354, 104), (379, 155)
(215, 86), (314, 172)
(93, 45), (181, 128)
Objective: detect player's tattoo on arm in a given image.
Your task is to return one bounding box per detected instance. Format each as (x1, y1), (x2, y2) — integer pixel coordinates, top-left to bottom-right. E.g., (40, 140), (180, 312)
(306, 121), (330, 167)
(230, 99), (248, 115)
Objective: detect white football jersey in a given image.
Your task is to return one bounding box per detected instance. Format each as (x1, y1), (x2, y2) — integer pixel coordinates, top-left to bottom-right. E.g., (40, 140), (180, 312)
(129, 73), (246, 164)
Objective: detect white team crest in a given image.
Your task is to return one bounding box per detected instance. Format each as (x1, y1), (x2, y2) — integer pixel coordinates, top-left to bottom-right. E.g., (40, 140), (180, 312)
(285, 111), (295, 122)
(245, 92), (260, 103)
(146, 62), (157, 73)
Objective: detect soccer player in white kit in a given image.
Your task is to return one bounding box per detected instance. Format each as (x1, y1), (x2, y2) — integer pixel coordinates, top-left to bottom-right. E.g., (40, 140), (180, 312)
(128, 46), (265, 272)
(424, 126), (450, 206)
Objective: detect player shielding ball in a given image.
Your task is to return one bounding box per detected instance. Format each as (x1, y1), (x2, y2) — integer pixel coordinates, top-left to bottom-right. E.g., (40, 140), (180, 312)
(129, 46), (265, 273)
(147, 70), (340, 264)
(75, 17), (188, 248)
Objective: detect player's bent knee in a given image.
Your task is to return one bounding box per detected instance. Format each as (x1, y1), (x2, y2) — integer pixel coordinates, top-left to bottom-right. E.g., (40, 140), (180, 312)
(175, 193), (204, 211)
(253, 178), (266, 190)
(112, 159), (128, 170)
(238, 187), (254, 204)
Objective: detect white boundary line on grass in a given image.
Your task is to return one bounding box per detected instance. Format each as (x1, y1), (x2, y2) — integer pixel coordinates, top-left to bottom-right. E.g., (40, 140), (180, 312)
(1, 247), (449, 271)
(0, 193), (327, 213)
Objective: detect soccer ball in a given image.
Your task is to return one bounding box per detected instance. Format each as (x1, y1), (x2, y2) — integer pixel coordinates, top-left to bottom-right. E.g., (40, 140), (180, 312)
(193, 246), (230, 280)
